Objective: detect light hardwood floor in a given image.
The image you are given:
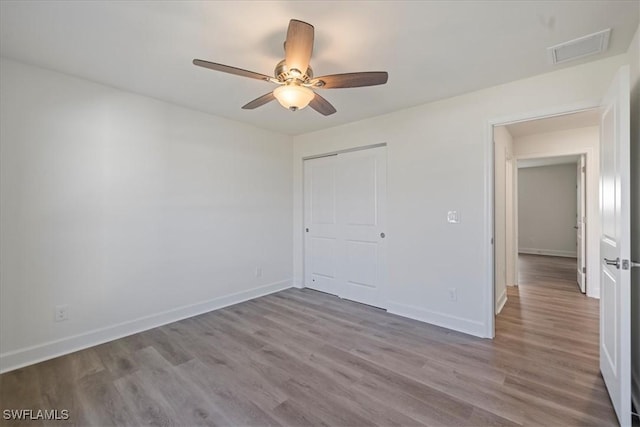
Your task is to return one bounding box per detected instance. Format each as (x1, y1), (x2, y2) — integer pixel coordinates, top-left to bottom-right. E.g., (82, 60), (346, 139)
(1, 257), (616, 426)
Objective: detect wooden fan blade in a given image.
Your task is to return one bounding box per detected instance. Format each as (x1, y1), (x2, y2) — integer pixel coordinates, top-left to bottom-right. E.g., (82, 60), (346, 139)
(309, 92), (336, 116)
(193, 59), (272, 82)
(310, 72), (388, 89)
(242, 92), (276, 109)
(285, 20), (314, 75)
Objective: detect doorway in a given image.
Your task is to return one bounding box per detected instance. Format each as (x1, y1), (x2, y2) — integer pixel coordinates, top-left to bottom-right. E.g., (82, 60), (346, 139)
(487, 66), (632, 426)
(517, 155), (584, 293)
(493, 108), (601, 316)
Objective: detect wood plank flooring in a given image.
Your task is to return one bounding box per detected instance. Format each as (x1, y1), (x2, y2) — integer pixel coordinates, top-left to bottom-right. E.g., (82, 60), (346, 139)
(518, 253), (581, 293)
(1, 257), (616, 426)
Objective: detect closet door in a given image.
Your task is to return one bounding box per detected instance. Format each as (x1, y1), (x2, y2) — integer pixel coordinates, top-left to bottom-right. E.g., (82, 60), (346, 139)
(303, 146), (387, 308)
(336, 147), (387, 308)
(303, 155), (338, 295)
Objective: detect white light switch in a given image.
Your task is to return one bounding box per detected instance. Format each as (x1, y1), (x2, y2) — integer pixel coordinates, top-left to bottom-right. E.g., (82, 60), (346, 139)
(447, 210), (460, 224)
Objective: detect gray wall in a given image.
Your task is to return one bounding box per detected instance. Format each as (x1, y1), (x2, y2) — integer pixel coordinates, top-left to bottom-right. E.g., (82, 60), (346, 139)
(0, 58), (294, 372)
(518, 164), (578, 258)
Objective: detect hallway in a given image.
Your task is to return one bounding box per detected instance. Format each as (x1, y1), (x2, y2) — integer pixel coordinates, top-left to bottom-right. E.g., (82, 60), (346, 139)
(517, 253), (581, 293)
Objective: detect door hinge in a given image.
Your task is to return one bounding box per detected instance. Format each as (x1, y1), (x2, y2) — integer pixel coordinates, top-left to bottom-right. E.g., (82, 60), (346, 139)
(582, 166), (586, 173)
(583, 267), (586, 273)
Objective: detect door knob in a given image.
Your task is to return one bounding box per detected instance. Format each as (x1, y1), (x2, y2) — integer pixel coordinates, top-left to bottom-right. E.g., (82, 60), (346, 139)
(604, 257), (620, 269)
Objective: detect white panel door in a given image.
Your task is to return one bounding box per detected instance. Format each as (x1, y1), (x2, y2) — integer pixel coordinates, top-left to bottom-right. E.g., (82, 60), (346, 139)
(303, 146), (387, 308)
(576, 155), (586, 293)
(599, 66), (631, 427)
(336, 147), (387, 308)
(304, 155), (338, 295)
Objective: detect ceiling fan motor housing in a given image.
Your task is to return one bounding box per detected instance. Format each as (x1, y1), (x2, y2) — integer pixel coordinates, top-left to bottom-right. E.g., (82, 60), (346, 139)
(274, 59), (313, 83)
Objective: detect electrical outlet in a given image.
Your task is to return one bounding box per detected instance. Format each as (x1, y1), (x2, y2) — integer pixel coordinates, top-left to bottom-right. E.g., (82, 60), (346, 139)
(55, 305), (69, 322)
(255, 267), (263, 278)
(447, 210), (460, 224)
(448, 288), (457, 302)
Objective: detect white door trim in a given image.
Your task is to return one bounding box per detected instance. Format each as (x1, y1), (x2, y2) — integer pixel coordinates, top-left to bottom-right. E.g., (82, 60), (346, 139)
(484, 101), (601, 338)
(577, 154), (587, 293)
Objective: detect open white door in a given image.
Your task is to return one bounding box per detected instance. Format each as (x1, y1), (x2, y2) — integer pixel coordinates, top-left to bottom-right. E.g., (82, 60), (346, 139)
(576, 155), (586, 293)
(599, 66), (631, 426)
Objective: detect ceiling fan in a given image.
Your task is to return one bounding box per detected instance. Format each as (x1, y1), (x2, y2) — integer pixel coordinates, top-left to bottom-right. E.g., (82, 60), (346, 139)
(193, 19), (388, 116)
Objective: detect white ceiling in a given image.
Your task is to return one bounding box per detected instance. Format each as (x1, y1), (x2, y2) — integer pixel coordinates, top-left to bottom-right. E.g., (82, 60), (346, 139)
(1, 1), (638, 135)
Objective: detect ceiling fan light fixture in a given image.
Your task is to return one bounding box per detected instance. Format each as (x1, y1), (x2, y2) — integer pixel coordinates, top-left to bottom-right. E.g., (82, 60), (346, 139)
(273, 83), (314, 111)
(193, 19), (388, 116)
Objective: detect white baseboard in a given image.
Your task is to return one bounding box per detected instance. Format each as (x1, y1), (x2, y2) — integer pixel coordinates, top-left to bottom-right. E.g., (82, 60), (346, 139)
(586, 284), (600, 300)
(386, 301), (486, 338)
(0, 280), (292, 374)
(496, 289), (507, 315)
(518, 248), (577, 258)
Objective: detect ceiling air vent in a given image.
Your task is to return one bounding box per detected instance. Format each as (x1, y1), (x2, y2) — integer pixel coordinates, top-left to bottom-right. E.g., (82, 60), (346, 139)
(547, 29), (611, 65)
